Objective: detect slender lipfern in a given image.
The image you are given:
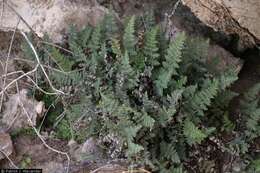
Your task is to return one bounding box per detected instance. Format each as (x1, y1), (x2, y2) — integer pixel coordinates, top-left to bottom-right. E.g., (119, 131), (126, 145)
(143, 27), (160, 66)
(123, 16), (137, 56)
(155, 32), (186, 95)
(21, 12), (242, 173)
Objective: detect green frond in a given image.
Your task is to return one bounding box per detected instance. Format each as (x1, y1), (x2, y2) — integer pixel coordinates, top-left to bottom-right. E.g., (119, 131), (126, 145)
(123, 16), (137, 56)
(155, 32), (186, 95)
(111, 38), (122, 56)
(163, 32), (186, 73)
(78, 25), (93, 47)
(160, 142), (180, 163)
(68, 25), (86, 60)
(127, 141), (144, 156)
(102, 11), (118, 39)
(183, 120), (207, 145)
(118, 51), (138, 88)
(143, 26), (160, 66)
(89, 24), (102, 52)
(141, 111), (155, 129)
(158, 106), (176, 126)
(185, 79), (219, 116)
(50, 47), (73, 72)
(124, 125), (141, 142)
(218, 68), (238, 90)
(222, 112), (235, 132)
(99, 93), (119, 115)
(51, 70), (83, 88)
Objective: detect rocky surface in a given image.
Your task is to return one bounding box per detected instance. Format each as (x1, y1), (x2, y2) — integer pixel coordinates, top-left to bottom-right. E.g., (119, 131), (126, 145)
(181, 0), (260, 50)
(0, 132), (13, 160)
(1, 89), (44, 131)
(0, 0), (106, 42)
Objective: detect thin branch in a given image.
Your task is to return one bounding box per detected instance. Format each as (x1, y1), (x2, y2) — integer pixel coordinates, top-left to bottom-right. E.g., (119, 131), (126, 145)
(0, 147), (19, 169)
(38, 96), (60, 132)
(20, 31), (64, 95)
(0, 19), (20, 111)
(38, 41), (74, 55)
(0, 0), (4, 25)
(4, 1), (37, 36)
(165, 0), (181, 35)
(16, 83), (70, 173)
(0, 65), (38, 96)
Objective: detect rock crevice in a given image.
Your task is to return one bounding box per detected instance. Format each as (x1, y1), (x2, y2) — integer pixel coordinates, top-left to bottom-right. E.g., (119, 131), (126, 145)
(182, 0), (260, 50)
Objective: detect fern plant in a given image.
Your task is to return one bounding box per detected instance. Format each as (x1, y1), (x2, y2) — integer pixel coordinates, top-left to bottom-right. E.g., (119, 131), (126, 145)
(22, 12), (240, 172)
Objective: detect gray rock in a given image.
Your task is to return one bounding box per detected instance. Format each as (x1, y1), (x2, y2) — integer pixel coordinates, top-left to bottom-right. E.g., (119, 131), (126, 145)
(0, 0), (106, 43)
(0, 132), (13, 160)
(40, 161), (65, 173)
(1, 89), (44, 131)
(182, 0), (260, 50)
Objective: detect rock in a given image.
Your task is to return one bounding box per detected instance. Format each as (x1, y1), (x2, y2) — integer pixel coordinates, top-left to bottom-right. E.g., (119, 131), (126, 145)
(81, 137), (100, 154)
(166, 22), (243, 74)
(40, 161), (65, 173)
(207, 45), (243, 74)
(90, 164), (126, 173)
(69, 138), (102, 162)
(0, 0), (106, 42)
(181, 0), (260, 50)
(0, 132), (13, 160)
(1, 89), (44, 131)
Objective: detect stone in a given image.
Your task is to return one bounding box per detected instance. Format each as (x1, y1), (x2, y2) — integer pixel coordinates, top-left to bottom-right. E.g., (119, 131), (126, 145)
(0, 0), (106, 42)
(69, 138), (102, 162)
(1, 89), (44, 131)
(207, 45), (243, 74)
(40, 161), (65, 173)
(181, 0), (260, 50)
(166, 21), (243, 74)
(0, 132), (13, 160)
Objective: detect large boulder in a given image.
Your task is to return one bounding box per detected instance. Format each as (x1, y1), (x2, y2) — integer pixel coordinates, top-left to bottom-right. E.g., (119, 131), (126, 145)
(0, 0), (106, 42)
(181, 0), (260, 50)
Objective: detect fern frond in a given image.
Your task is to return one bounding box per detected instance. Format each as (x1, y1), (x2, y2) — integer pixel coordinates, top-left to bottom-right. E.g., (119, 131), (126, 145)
(51, 70), (83, 88)
(141, 111), (155, 129)
(78, 25), (93, 47)
(185, 79), (219, 116)
(68, 25), (86, 60)
(102, 11), (118, 39)
(99, 93), (119, 115)
(155, 32), (186, 95)
(158, 106), (176, 127)
(183, 120), (207, 145)
(117, 51), (138, 88)
(89, 24), (102, 52)
(160, 142), (180, 163)
(111, 38), (122, 56)
(127, 141), (144, 156)
(218, 68), (238, 90)
(123, 16), (137, 56)
(50, 47), (73, 72)
(245, 108), (260, 138)
(163, 32), (186, 73)
(143, 27), (159, 66)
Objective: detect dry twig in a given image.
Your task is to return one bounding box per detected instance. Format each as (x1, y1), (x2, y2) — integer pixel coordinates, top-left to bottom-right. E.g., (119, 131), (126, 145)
(0, 19), (20, 111)
(0, 144), (19, 169)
